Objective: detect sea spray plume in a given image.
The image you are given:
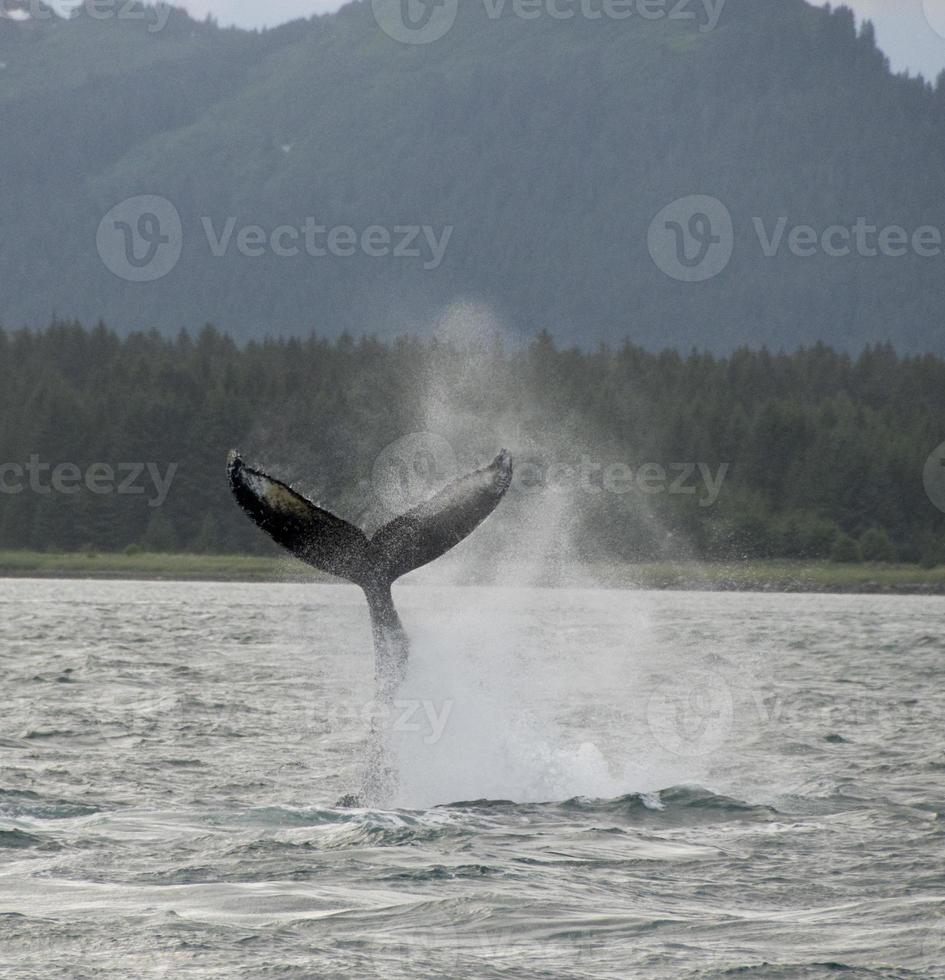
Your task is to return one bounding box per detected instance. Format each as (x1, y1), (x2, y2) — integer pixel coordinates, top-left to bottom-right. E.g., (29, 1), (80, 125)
(226, 448), (513, 803)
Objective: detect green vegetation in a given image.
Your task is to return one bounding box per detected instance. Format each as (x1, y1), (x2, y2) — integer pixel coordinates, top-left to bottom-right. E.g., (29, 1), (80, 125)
(0, 549), (320, 582)
(1, 550), (942, 595)
(604, 561), (945, 594)
(3, 2), (945, 351)
(2, 323), (945, 569)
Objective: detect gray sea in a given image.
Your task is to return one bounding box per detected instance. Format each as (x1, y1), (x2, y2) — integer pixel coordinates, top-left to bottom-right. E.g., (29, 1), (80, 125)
(1, 579), (943, 978)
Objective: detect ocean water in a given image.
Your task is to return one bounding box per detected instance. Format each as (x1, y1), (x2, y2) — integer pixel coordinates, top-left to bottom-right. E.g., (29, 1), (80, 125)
(0, 578), (943, 979)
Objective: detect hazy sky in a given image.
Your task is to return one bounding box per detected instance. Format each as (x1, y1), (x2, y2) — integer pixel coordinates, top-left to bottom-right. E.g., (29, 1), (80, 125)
(177, 1), (945, 81)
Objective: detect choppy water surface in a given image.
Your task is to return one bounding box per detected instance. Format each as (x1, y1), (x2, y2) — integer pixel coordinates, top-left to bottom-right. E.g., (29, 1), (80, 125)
(1, 579), (943, 978)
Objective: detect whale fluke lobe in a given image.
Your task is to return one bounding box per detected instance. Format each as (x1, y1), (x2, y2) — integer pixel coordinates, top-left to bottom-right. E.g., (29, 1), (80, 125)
(227, 451), (370, 583)
(368, 448), (513, 584)
(227, 446), (513, 806)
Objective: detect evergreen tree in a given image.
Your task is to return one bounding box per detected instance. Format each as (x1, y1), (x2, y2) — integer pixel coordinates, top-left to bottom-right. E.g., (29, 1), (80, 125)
(1, 323), (944, 564)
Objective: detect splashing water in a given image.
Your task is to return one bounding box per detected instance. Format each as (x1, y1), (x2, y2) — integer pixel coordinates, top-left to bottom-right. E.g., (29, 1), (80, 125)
(389, 596), (623, 808)
(377, 583), (746, 809)
(357, 301), (755, 807)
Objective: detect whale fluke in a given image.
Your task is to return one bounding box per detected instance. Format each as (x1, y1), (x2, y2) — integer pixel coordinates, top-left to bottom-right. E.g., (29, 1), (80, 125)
(227, 446), (513, 806)
(227, 448), (512, 588)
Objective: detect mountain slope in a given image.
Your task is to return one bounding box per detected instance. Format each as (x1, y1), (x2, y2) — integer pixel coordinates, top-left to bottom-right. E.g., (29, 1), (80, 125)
(2, 0), (945, 351)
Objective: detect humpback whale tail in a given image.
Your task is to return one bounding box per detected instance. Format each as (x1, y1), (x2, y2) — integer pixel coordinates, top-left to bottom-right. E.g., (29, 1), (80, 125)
(227, 448), (512, 591)
(228, 448), (512, 681)
(227, 447), (512, 804)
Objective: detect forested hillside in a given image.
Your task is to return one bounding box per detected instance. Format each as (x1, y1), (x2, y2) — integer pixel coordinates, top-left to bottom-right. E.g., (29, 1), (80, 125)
(3, 2), (945, 351)
(2, 321), (944, 567)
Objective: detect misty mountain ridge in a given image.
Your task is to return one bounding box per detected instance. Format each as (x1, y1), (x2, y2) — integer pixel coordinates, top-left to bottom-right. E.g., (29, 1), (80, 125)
(2, 0), (945, 352)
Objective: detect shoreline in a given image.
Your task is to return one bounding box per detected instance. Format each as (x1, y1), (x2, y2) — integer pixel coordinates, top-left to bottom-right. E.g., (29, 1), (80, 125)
(1, 551), (944, 595)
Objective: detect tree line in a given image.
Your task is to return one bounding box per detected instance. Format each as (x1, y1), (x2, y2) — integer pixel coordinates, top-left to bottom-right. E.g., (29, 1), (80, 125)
(1, 321), (943, 567)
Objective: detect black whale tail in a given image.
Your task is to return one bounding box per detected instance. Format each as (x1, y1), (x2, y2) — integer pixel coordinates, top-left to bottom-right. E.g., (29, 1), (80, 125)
(228, 447), (511, 807)
(226, 449), (513, 594)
